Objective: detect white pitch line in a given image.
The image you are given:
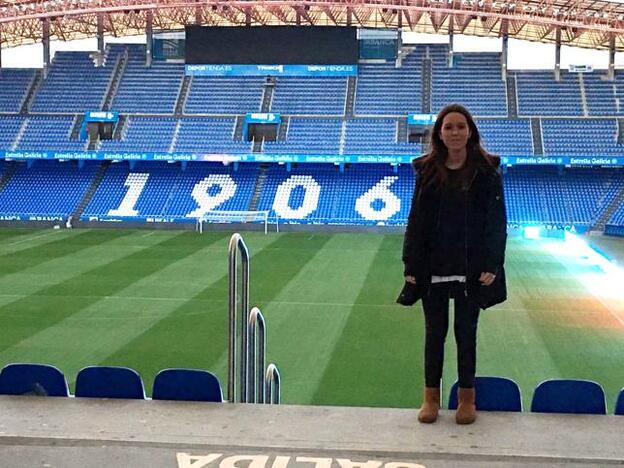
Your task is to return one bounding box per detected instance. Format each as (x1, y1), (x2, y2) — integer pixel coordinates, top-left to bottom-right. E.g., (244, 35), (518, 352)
(5, 230), (61, 246)
(0, 293), (597, 314)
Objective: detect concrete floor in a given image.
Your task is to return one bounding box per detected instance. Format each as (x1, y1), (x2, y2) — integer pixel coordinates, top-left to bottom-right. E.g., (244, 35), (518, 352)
(0, 396), (623, 467)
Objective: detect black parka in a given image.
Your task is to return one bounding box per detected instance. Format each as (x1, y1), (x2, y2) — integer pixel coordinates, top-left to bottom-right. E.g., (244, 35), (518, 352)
(402, 156), (508, 309)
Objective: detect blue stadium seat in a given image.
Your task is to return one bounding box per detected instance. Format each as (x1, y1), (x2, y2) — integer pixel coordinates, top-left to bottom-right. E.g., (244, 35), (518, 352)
(82, 161), (259, 221)
(185, 76), (264, 114)
(265, 118), (342, 155)
(152, 368), (223, 402)
(0, 160), (98, 220)
(30, 51), (113, 113)
(75, 366), (146, 399)
(0, 116), (26, 149)
(0, 69), (35, 112)
(272, 77), (347, 115)
(615, 389), (624, 416)
(0, 363), (70, 397)
(515, 71), (584, 116)
(111, 44), (184, 113)
(531, 379), (607, 415)
(355, 48), (424, 115)
(432, 51), (507, 117)
(447, 376), (522, 412)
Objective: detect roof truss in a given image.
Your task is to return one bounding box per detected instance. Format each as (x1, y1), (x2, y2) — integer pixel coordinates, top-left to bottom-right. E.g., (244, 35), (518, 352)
(2, 0), (624, 51)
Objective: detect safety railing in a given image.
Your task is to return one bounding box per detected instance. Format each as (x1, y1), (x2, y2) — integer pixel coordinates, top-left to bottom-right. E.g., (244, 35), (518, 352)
(264, 363), (281, 404)
(247, 307), (266, 403)
(228, 233), (249, 403)
(228, 233), (281, 404)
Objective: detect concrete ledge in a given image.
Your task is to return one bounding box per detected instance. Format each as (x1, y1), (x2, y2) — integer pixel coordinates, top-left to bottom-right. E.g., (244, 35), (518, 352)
(0, 396), (623, 467)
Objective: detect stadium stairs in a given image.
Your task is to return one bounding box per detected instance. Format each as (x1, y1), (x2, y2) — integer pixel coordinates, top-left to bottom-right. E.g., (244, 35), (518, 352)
(1, 396), (623, 467)
(261, 77), (275, 113)
(70, 114), (85, 141)
(70, 161), (110, 223)
(0, 161), (18, 192)
(530, 118), (544, 156)
(344, 76), (357, 118)
(233, 116), (245, 141)
(421, 57), (432, 113)
(102, 50), (128, 111)
(506, 75), (518, 118)
(19, 70), (43, 115)
(247, 164), (270, 211)
(175, 76), (193, 116)
(593, 184), (624, 232)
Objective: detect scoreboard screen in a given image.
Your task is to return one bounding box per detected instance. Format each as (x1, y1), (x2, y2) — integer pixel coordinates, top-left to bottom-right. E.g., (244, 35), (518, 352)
(185, 26), (358, 65)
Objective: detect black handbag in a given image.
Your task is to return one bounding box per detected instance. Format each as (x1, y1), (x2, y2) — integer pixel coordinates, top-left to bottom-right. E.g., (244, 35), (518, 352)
(476, 267), (507, 310)
(396, 281), (423, 306)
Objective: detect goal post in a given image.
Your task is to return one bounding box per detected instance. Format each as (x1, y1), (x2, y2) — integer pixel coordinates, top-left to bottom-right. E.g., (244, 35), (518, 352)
(196, 210), (278, 234)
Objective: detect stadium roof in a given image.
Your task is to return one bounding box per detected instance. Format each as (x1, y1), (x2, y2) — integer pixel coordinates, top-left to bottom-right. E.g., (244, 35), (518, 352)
(2, 0), (624, 51)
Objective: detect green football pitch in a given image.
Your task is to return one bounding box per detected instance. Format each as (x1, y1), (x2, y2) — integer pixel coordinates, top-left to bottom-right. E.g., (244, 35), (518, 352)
(0, 227), (623, 410)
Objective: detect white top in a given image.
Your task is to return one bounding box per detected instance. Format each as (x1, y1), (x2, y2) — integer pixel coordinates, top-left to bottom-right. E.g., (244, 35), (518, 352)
(431, 275), (466, 283)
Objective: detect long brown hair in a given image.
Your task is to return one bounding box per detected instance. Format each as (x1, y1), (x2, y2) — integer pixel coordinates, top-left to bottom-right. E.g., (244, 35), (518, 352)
(415, 103), (497, 187)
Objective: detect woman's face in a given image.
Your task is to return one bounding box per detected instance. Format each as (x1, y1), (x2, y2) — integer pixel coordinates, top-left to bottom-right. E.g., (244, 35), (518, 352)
(439, 112), (471, 151)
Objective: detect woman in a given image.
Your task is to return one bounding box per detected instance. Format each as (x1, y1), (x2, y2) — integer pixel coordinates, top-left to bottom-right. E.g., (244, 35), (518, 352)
(402, 104), (507, 425)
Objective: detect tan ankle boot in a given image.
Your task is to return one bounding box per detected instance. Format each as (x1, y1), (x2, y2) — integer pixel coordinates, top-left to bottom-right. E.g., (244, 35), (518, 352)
(418, 387), (440, 423)
(456, 387), (477, 424)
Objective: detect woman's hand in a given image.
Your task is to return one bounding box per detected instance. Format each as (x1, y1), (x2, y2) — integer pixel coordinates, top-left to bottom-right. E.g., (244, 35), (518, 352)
(479, 272), (496, 286)
(405, 275), (417, 284)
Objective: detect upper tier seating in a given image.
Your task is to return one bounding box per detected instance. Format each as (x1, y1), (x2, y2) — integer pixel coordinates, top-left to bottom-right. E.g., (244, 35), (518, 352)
(31, 52), (113, 113)
(583, 73), (618, 116)
(431, 51), (507, 117)
(185, 77), (264, 114)
(271, 77), (347, 115)
(355, 48), (424, 116)
(111, 44), (184, 114)
(0, 69), (35, 113)
(515, 71), (583, 117)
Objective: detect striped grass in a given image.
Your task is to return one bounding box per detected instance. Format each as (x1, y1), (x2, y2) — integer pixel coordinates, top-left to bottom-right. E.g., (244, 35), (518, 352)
(0, 228), (622, 411)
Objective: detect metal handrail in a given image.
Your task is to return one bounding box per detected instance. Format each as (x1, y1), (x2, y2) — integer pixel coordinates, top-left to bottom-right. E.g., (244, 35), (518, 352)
(227, 233), (250, 403)
(264, 363), (281, 405)
(247, 307), (266, 404)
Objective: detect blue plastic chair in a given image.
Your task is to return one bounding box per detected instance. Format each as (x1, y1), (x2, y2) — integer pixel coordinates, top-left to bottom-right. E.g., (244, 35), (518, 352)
(531, 379), (607, 415)
(448, 376), (522, 412)
(615, 388), (624, 416)
(75, 366), (145, 399)
(0, 363), (70, 397)
(152, 368), (223, 402)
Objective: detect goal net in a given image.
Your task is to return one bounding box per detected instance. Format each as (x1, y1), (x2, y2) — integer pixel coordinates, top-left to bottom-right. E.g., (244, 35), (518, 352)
(195, 210), (277, 234)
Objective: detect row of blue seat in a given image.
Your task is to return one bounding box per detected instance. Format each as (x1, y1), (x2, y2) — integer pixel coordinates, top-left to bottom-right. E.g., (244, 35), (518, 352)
(5, 114), (624, 157)
(1, 162), (622, 228)
(5, 43), (624, 116)
(0, 363), (223, 402)
(2, 364), (623, 415)
(448, 376), (624, 415)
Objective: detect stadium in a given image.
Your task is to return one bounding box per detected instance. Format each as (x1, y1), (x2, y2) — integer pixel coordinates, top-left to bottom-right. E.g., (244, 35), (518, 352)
(1, 0), (624, 466)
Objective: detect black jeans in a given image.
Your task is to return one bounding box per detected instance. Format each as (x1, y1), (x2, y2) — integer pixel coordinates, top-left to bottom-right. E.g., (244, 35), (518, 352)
(421, 281), (480, 389)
